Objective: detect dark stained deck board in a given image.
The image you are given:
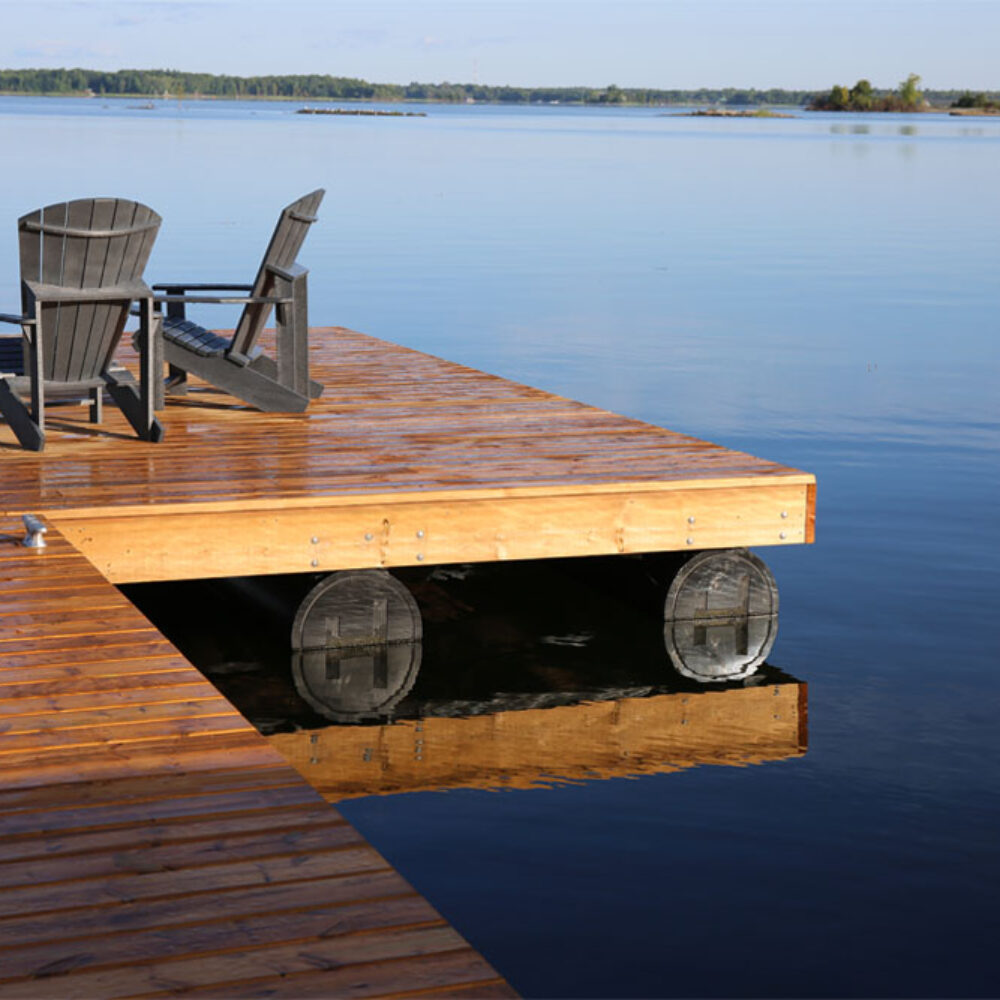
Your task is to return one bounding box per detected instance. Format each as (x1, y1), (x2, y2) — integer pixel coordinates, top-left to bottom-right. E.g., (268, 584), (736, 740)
(0, 523), (514, 999)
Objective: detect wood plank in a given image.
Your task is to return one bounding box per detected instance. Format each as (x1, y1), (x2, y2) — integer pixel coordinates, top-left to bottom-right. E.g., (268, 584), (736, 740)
(0, 680), (221, 716)
(0, 846), (390, 918)
(0, 895), (442, 983)
(0, 870), (415, 950)
(55, 479), (811, 583)
(0, 805), (348, 864)
(0, 734), (288, 789)
(0, 640), (180, 670)
(0, 822), (364, 889)
(0, 663), (199, 693)
(162, 951), (516, 999)
(0, 925), (471, 999)
(0, 764), (302, 812)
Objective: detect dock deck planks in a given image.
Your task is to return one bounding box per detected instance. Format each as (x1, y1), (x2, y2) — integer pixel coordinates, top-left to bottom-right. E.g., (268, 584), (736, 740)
(0, 328), (815, 583)
(0, 521), (513, 999)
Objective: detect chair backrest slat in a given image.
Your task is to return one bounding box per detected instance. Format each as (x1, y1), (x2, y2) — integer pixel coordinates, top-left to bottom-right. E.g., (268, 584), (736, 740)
(228, 189), (324, 359)
(78, 199), (118, 378)
(17, 197), (161, 384)
(40, 202), (69, 287)
(52, 199), (97, 380)
(18, 210), (41, 285)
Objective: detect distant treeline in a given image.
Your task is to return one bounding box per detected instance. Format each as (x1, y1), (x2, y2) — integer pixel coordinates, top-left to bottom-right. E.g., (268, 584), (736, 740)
(0, 68), (995, 109)
(0, 68), (814, 104)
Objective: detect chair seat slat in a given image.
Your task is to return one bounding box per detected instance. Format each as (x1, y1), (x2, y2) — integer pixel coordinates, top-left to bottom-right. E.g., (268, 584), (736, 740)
(161, 317), (230, 357)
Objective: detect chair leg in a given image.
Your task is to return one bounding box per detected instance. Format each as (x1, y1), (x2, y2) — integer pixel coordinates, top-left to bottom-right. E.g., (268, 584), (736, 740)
(166, 365), (189, 396)
(27, 320), (45, 436)
(89, 386), (103, 424)
(0, 380), (45, 451)
(248, 354), (324, 399)
(104, 371), (164, 443)
(274, 269), (310, 398)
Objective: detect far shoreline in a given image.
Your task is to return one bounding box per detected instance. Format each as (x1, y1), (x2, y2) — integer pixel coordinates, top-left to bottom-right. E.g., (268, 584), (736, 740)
(0, 92), (988, 116)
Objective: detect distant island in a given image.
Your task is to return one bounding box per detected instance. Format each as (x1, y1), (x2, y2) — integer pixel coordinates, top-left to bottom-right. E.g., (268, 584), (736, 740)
(947, 92), (1000, 115)
(0, 68), (996, 112)
(671, 108), (795, 118)
(806, 73), (1000, 113)
(297, 107), (426, 117)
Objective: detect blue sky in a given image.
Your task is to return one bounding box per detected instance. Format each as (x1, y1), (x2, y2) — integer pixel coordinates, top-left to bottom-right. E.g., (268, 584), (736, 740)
(0, 0), (996, 90)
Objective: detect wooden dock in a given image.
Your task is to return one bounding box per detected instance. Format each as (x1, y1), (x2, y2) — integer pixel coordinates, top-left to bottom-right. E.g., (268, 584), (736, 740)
(0, 327), (815, 996)
(0, 328), (815, 583)
(0, 521), (512, 998)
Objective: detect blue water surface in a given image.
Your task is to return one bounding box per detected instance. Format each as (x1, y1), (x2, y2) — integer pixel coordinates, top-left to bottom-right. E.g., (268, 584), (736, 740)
(1, 96), (997, 998)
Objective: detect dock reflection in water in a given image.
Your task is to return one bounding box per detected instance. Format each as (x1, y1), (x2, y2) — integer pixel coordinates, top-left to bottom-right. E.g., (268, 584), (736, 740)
(272, 665), (806, 801)
(126, 553), (805, 801)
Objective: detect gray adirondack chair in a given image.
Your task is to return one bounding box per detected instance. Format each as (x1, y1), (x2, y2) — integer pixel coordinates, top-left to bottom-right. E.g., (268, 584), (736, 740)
(0, 198), (162, 452)
(152, 189), (325, 412)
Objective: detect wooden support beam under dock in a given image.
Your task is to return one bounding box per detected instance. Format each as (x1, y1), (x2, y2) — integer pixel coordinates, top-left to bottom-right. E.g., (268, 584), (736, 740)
(0, 328), (815, 584)
(0, 520), (513, 999)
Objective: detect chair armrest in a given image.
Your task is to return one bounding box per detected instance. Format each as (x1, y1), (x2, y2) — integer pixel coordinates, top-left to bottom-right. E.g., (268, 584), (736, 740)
(24, 279), (153, 303)
(0, 313), (34, 326)
(155, 294), (289, 306)
(264, 262), (308, 282)
(152, 282), (254, 293)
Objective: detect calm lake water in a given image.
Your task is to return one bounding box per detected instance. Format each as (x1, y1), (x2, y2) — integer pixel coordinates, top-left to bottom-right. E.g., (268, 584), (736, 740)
(2, 96), (999, 997)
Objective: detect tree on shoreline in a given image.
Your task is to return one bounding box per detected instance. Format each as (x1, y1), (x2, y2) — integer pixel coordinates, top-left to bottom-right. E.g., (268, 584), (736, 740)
(850, 79), (873, 110)
(898, 73), (923, 109)
(811, 73), (925, 112)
